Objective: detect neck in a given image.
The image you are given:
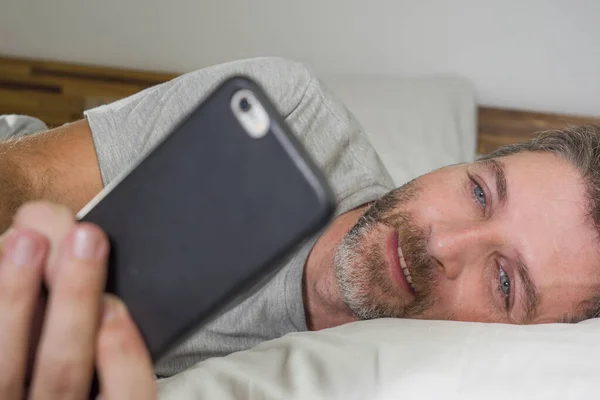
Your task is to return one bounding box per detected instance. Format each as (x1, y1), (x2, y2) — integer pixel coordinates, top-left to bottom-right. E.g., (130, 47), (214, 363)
(302, 204), (369, 331)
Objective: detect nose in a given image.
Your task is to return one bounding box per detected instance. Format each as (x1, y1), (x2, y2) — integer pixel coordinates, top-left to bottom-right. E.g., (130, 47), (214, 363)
(427, 221), (493, 280)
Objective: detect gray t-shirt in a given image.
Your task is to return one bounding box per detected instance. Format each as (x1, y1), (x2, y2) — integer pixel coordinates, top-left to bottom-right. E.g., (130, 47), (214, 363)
(0, 115), (47, 139)
(84, 57), (394, 377)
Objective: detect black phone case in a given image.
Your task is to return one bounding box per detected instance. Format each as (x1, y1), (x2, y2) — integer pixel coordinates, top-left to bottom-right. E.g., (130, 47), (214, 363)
(78, 77), (335, 360)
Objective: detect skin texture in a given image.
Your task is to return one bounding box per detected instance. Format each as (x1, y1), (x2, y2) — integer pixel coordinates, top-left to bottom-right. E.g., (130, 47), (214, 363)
(0, 120), (102, 230)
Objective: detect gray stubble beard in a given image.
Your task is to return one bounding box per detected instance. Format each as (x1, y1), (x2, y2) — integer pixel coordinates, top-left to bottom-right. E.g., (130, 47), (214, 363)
(334, 179), (440, 320)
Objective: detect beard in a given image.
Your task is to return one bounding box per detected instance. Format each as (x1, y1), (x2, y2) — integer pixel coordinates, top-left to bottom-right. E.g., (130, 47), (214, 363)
(334, 178), (440, 320)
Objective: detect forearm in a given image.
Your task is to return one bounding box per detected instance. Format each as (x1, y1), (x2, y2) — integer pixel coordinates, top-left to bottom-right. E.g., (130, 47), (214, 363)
(0, 151), (37, 231)
(0, 120), (104, 231)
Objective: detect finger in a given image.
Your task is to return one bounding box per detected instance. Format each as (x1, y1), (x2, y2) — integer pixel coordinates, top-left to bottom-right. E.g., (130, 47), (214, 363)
(30, 223), (109, 400)
(0, 229), (47, 399)
(9, 202), (74, 388)
(12, 201), (75, 286)
(97, 295), (156, 400)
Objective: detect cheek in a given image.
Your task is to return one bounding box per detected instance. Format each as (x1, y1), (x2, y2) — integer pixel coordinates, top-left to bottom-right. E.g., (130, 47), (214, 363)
(396, 167), (465, 216)
(425, 270), (498, 321)
(406, 182), (465, 223)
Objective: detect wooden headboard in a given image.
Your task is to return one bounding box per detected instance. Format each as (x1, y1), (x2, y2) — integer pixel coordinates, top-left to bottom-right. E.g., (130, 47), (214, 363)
(2, 55), (599, 154)
(477, 107), (600, 154)
(0, 56), (178, 127)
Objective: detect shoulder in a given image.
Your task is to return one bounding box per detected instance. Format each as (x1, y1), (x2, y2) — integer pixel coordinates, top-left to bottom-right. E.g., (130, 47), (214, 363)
(163, 57), (315, 118)
(84, 57), (316, 185)
(282, 74), (395, 209)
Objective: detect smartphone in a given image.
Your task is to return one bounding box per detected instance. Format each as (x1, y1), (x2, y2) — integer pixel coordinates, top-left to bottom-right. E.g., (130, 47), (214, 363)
(77, 77), (335, 361)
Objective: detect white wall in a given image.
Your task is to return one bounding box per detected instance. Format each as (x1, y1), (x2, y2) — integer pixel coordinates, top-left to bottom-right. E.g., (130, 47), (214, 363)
(2, 0), (599, 117)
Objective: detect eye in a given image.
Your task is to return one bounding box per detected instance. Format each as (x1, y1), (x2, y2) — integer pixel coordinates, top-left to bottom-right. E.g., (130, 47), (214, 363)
(473, 184), (486, 207)
(499, 266), (511, 309)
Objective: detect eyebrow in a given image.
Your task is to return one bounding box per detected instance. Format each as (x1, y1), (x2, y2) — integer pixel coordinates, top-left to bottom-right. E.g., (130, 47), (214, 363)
(515, 254), (540, 323)
(478, 159), (508, 208)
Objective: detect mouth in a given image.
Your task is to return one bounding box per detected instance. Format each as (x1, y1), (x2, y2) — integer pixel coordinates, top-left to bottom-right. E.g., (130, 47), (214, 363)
(397, 242), (416, 293)
(386, 229), (416, 296)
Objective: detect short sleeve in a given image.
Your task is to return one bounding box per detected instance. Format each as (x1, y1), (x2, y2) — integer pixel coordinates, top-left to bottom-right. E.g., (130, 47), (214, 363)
(84, 57), (314, 186)
(84, 56), (394, 207)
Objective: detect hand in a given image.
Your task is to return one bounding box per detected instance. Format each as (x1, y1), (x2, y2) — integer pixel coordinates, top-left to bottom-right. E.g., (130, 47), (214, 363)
(0, 202), (156, 399)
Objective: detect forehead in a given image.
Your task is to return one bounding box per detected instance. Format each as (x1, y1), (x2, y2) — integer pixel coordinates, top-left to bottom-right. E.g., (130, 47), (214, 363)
(490, 152), (600, 319)
(497, 151), (586, 225)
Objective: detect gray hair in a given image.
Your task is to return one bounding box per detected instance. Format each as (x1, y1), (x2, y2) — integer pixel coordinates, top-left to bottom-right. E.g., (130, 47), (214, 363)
(478, 124), (600, 322)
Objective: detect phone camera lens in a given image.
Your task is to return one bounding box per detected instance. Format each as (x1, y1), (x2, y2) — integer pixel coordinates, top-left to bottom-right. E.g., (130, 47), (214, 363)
(239, 98), (251, 112)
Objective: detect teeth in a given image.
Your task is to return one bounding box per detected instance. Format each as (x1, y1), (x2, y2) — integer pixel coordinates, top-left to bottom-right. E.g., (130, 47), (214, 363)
(397, 244), (416, 292)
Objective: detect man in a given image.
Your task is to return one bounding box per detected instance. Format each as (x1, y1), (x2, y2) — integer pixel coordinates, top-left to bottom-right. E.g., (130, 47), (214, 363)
(1, 57), (600, 398)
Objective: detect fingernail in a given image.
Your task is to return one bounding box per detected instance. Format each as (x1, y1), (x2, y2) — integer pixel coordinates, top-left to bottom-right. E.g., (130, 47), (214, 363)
(102, 295), (124, 322)
(73, 226), (101, 261)
(8, 233), (38, 266)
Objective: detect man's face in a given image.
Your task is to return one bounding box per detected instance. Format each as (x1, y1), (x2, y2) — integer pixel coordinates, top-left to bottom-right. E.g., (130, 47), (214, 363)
(335, 151), (600, 324)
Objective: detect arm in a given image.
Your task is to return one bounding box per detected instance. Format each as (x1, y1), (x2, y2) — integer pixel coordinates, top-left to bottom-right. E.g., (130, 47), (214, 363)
(0, 120), (103, 230)
(0, 57), (319, 232)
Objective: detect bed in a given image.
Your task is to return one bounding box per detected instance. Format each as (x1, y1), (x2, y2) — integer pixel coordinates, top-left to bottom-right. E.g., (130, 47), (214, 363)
(2, 55), (599, 158)
(2, 55), (600, 399)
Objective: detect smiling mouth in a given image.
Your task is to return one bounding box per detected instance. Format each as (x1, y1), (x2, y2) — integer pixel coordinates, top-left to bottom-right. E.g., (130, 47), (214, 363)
(397, 243), (416, 293)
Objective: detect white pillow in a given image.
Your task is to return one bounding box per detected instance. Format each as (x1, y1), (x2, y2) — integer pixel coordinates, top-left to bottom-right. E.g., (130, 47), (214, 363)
(320, 75), (477, 185)
(158, 318), (600, 400)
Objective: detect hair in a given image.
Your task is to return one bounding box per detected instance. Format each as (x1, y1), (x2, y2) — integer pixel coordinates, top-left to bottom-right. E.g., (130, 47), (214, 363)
(478, 124), (600, 322)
